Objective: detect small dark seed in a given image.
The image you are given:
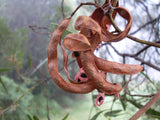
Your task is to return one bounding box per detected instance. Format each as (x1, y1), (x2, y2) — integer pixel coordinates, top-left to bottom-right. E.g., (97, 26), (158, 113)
(78, 78), (81, 82)
(98, 96), (103, 102)
(73, 51), (79, 57)
(80, 73), (87, 78)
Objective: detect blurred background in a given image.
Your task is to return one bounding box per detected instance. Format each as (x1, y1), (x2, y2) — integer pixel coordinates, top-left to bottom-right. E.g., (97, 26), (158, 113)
(0, 0), (160, 120)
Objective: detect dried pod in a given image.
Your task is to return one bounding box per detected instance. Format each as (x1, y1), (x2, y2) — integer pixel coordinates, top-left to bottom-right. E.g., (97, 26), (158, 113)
(95, 56), (144, 75)
(101, 7), (132, 42)
(48, 18), (95, 93)
(48, 0), (143, 99)
(79, 51), (122, 95)
(63, 33), (91, 51)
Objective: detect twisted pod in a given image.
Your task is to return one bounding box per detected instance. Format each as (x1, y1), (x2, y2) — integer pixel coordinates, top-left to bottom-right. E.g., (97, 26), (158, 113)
(48, 0), (143, 105)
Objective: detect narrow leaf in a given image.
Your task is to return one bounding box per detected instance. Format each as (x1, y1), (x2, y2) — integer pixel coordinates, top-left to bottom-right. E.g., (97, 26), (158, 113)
(27, 55), (32, 68)
(0, 77), (8, 93)
(33, 115), (39, 120)
(141, 72), (154, 84)
(120, 99), (126, 110)
(90, 110), (104, 120)
(0, 68), (10, 73)
(141, 71), (159, 90)
(62, 113), (69, 120)
(104, 110), (122, 117)
(27, 114), (32, 120)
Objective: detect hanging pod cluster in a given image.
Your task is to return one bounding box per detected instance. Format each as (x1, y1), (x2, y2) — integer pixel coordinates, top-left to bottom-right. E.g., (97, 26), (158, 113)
(47, 0), (143, 105)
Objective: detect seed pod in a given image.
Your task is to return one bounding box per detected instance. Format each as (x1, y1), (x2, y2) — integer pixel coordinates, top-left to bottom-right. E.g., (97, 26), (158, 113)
(48, 18), (95, 93)
(80, 50), (122, 95)
(95, 56), (144, 75)
(101, 7), (132, 42)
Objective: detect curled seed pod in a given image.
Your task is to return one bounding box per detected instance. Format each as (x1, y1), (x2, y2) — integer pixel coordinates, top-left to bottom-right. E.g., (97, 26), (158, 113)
(48, 18), (95, 93)
(101, 7), (132, 42)
(79, 51), (122, 95)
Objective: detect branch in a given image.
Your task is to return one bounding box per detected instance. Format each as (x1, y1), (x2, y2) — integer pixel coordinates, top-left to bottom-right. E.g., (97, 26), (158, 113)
(125, 75), (155, 97)
(109, 44), (160, 71)
(129, 90), (160, 120)
(29, 25), (51, 35)
(130, 15), (160, 35)
(61, 0), (65, 19)
(109, 14), (160, 48)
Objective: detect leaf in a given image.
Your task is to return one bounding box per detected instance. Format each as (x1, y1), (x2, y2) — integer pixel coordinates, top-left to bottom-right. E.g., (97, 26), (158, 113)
(141, 72), (154, 84)
(0, 68), (10, 73)
(27, 114), (33, 120)
(141, 72), (158, 89)
(90, 110), (105, 120)
(33, 115), (39, 120)
(62, 113), (69, 120)
(104, 110), (122, 117)
(0, 76), (8, 93)
(120, 99), (126, 110)
(27, 55), (32, 69)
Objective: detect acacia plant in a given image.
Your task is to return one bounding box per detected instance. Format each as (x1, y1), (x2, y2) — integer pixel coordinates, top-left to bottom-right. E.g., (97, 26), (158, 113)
(47, 0), (160, 120)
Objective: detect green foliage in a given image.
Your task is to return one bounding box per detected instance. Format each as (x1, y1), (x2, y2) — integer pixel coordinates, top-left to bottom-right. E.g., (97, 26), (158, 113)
(0, 17), (28, 69)
(62, 113), (70, 120)
(104, 109), (122, 117)
(90, 110), (105, 120)
(0, 68), (10, 73)
(27, 114), (39, 120)
(0, 76), (8, 93)
(0, 76), (34, 120)
(120, 99), (126, 111)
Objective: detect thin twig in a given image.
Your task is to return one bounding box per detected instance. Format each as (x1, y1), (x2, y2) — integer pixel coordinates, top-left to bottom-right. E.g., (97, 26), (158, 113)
(29, 25), (51, 35)
(108, 14), (160, 48)
(125, 75), (155, 97)
(130, 15), (160, 35)
(61, 0), (65, 19)
(94, 0), (99, 6)
(31, 62), (48, 78)
(109, 44), (160, 71)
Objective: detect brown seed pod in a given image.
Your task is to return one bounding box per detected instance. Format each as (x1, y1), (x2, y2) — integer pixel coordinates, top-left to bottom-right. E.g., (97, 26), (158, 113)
(95, 56), (144, 75)
(48, 18), (95, 93)
(48, 0), (144, 97)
